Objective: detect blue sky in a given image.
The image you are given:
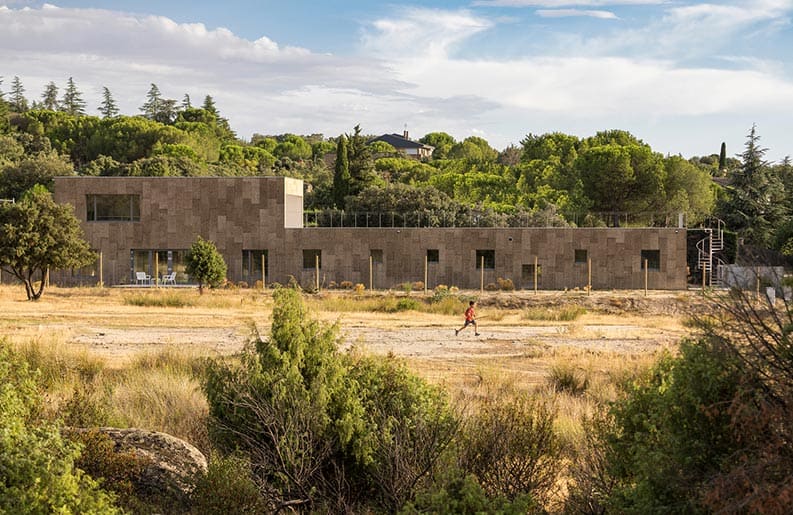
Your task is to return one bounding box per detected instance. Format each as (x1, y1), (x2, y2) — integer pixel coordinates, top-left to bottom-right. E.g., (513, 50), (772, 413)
(1, 0), (792, 160)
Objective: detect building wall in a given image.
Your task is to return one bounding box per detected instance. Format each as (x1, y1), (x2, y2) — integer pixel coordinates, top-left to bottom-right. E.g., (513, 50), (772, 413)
(52, 176), (687, 290)
(281, 227), (687, 290)
(53, 176), (292, 285)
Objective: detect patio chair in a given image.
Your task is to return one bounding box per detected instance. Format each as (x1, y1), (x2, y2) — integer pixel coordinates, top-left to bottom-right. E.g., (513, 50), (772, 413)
(135, 271), (151, 285)
(162, 272), (176, 285)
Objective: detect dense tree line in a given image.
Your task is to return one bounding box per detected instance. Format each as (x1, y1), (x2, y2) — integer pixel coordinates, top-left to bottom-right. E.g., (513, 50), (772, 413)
(0, 75), (724, 228)
(1, 75), (793, 248)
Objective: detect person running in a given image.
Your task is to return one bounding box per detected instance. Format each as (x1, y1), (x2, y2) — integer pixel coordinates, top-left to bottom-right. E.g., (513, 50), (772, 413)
(456, 300), (480, 336)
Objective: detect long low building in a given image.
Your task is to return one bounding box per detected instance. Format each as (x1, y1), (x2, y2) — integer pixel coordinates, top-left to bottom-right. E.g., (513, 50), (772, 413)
(53, 176), (688, 290)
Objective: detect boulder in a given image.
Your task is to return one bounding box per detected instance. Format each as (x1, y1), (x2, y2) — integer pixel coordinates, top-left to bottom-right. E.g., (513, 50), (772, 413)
(70, 427), (207, 508)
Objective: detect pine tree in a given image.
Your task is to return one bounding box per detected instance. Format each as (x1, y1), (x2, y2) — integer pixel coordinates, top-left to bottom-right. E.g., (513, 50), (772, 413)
(40, 81), (59, 110)
(202, 95), (218, 116)
(60, 77), (86, 116)
(719, 125), (787, 248)
(98, 86), (119, 118)
(201, 94), (236, 141)
(181, 93), (191, 110)
(140, 83), (162, 119)
(332, 135), (350, 208)
(9, 76), (28, 113)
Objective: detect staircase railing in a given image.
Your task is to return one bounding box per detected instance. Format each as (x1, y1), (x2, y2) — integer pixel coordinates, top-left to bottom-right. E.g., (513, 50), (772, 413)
(697, 218), (726, 287)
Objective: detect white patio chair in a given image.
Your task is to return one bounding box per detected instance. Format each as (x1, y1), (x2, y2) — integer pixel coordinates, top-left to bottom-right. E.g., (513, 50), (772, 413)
(162, 272), (176, 285)
(135, 271), (151, 285)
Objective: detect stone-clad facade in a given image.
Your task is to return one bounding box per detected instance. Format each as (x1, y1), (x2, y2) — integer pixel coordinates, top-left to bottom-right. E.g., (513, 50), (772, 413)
(53, 176), (688, 290)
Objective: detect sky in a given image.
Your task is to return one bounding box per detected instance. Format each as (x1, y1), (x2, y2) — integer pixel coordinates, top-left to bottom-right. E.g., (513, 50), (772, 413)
(1, 0), (792, 161)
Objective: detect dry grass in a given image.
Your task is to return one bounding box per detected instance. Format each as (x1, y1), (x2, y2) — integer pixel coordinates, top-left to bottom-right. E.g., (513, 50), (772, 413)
(0, 284), (689, 459)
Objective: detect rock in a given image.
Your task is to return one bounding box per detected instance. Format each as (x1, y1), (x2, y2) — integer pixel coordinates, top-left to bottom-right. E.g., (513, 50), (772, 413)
(69, 427), (207, 508)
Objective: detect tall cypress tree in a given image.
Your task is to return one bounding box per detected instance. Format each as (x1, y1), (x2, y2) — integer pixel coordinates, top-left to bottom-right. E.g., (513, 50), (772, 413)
(98, 86), (119, 118)
(347, 124), (375, 196)
(332, 135), (350, 209)
(60, 77), (86, 116)
(718, 142), (727, 173)
(40, 81), (59, 110)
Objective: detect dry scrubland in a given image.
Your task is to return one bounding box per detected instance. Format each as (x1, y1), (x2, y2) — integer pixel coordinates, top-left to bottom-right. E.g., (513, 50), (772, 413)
(0, 284), (697, 458)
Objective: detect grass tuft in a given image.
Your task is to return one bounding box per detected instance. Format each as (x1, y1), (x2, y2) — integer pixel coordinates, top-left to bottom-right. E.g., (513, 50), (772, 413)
(123, 292), (197, 308)
(523, 305), (587, 321)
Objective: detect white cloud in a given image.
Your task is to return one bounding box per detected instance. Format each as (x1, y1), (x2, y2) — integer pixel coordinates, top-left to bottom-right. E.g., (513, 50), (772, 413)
(1, 3), (792, 160)
(536, 8), (619, 18)
(361, 8), (492, 60)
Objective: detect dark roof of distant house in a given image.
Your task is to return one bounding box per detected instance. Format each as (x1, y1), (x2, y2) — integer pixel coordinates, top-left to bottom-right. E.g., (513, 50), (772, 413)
(370, 133), (433, 150)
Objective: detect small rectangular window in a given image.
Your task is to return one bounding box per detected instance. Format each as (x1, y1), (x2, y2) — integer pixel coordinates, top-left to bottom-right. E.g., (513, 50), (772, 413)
(86, 194), (140, 222)
(476, 249), (495, 270)
(575, 249), (588, 264)
(242, 250), (268, 278)
(641, 249), (660, 270)
(370, 249), (383, 264)
(303, 249), (321, 269)
(522, 263), (542, 280)
(427, 249), (439, 263)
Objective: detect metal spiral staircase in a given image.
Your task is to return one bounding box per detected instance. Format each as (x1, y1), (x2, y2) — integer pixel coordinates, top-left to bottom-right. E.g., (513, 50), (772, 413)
(696, 218), (726, 287)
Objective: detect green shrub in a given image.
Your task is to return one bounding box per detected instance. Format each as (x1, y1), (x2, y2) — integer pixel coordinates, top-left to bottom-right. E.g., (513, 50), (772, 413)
(70, 429), (152, 513)
(395, 297), (421, 312)
(203, 289), (457, 513)
(0, 344), (120, 514)
(603, 338), (744, 513)
(190, 453), (265, 514)
(402, 472), (537, 515)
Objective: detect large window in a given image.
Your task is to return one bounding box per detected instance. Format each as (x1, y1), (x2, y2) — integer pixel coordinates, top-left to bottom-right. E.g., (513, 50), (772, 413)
(87, 194), (140, 222)
(641, 249), (660, 270)
(475, 249), (495, 269)
(370, 249), (383, 265)
(575, 249), (588, 264)
(242, 250), (268, 280)
(427, 249), (439, 263)
(303, 249), (322, 269)
(131, 249), (187, 283)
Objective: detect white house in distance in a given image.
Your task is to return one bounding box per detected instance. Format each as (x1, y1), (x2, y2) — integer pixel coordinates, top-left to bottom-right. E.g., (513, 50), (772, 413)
(370, 131), (434, 160)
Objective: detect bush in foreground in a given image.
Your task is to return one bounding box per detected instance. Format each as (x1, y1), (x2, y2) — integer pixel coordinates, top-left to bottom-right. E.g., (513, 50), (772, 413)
(203, 288), (458, 512)
(0, 343), (120, 514)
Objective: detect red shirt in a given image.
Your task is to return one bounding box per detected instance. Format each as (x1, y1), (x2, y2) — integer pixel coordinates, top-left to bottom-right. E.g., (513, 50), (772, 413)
(465, 306), (475, 321)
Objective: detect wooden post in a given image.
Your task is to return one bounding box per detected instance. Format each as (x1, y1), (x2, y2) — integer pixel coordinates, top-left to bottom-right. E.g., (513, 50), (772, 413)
(534, 256), (538, 295)
(424, 255), (428, 294)
(644, 259), (648, 297)
(45, 269), (49, 288)
(702, 265), (706, 294)
(261, 254), (266, 289)
(480, 255), (484, 295)
(315, 254), (320, 292)
(154, 252), (159, 287)
(369, 255), (373, 291)
(99, 251), (104, 288)
(756, 276), (760, 300)
(585, 258), (591, 293)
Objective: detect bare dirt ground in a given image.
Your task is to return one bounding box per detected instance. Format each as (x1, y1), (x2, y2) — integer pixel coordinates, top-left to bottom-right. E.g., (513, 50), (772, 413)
(0, 286), (700, 389)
